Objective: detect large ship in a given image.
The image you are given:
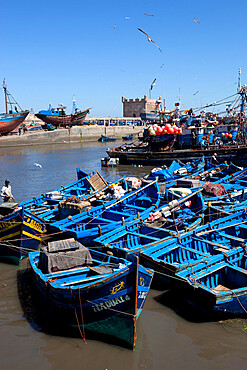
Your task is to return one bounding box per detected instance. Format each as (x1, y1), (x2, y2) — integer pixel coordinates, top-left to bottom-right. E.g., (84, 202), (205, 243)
(36, 97), (91, 127)
(107, 83), (247, 166)
(0, 80), (29, 135)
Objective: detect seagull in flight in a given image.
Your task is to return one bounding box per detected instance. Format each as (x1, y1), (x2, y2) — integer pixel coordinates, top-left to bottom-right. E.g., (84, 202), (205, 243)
(138, 28), (162, 52)
(34, 163), (42, 168)
(193, 90), (199, 96)
(125, 17), (131, 19)
(193, 17), (200, 23)
(144, 13), (154, 16)
(160, 64), (164, 68)
(113, 24), (116, 28)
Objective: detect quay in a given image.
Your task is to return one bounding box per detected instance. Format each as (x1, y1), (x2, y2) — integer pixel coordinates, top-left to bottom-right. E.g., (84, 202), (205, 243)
(0, 119), (144, 148)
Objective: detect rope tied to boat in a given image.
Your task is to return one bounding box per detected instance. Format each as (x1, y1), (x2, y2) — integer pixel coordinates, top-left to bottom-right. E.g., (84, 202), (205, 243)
(70, 287), (87, 344)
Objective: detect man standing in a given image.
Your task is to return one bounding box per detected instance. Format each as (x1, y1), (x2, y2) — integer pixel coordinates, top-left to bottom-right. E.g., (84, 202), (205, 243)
(1, 180), (15, 202)
(211, 153), (219, 166)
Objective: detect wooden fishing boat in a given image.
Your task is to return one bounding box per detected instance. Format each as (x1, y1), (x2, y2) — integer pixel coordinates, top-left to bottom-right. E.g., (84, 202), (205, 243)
(36, 100), (90, 127)
(146, 157), (206, 182)
(0, 80), (29, 134)
(139, 210), (247, 287)
(0, 207), (45, 264)
(98, 135), (117, 142)
(94, 188), (205, 258)
(29, 238), (154, 349)
(177, 251), (247, 316)
(49, 180), (161, 246)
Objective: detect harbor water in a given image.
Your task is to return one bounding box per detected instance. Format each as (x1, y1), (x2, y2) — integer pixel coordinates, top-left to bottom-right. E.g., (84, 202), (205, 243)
(0, 141), (247, 370)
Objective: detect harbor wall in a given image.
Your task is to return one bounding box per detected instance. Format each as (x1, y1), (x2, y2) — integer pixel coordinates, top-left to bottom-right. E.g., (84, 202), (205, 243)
(0, 125), (143, 147)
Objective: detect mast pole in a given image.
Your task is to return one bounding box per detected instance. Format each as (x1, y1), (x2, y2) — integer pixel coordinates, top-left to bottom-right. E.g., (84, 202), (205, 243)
(3, 79), (8, 114)
(238, 68), (241, 93)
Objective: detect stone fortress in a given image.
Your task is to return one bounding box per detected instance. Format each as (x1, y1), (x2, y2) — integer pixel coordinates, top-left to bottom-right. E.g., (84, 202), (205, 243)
(122, 95), (162, 117)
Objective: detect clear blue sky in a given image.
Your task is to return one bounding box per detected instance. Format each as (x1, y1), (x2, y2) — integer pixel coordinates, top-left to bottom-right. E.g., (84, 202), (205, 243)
(1, 0), (246, 117)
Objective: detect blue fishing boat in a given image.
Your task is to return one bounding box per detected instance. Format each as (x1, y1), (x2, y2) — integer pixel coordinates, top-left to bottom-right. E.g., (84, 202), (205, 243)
(146, 157), (206, 183)
(0, 170), (112, 263)
(177, 251), (247, 316)
(98, 135), (117, 142)
(49, 180), (161, 246)
(139, 210), (247, 287)
(0, 207), (45, 264)
(94, 188), (205, 258)
(29, 238), (154, 349)
(0, 80), (29, 135)
(122, 134), (133, 140)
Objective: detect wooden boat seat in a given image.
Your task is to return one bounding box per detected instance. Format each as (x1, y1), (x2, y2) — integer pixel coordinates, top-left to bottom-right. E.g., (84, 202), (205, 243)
(213, 284), (231, 292)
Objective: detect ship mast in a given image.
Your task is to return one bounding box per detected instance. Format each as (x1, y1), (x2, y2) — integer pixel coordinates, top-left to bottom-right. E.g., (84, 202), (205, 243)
(238, 68), (241, 92)
(3, 79), (8, 114)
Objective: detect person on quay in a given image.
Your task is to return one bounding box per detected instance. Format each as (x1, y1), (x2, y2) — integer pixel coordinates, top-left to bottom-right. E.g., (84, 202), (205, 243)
(1, 180), (15, 202)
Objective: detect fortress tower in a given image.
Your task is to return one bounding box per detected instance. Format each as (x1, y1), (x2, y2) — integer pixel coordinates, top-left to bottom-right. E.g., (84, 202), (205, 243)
(122, 95), (162, 117)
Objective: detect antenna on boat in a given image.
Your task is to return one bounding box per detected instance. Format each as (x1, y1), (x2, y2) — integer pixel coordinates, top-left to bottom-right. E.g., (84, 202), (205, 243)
(238, 68), (241, 92)
(72, 95), (77, 114)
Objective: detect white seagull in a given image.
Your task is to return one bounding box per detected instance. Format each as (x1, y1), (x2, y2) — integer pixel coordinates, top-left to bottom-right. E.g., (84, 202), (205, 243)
(138, 28), (162, 52)
(34, 163), (42, 168)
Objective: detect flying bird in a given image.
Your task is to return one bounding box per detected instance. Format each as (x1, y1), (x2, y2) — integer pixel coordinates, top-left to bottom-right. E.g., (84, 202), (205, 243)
(193, 17), (200, 23)
(193, 90), (199, 96)
(144, 13), (154, 16)
(113, 24), (116, 28)
(160, 64), (164, 68)
(138, 28), (162, 52)
(34, 163), (42, 168)
(125, 17), (131, 19)
(150, 78), (156, 90)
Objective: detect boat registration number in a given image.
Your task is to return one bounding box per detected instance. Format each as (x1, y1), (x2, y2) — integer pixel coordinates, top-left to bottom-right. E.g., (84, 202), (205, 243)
(92, 294), (131, 312)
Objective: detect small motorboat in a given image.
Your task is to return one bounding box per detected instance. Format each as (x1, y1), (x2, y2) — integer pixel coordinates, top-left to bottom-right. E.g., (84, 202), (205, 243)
(101, 157), (119, 167)
(98, 135), (117, 142)
(122, 134), (133, 140)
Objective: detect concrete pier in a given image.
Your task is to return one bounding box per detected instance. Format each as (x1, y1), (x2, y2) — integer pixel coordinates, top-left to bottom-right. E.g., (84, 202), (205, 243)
(0, 125), (143, 148)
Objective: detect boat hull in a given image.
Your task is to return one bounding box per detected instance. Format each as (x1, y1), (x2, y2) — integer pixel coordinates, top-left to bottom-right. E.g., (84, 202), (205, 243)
(0, 208), (45, 264)
(107, 146), (247, 166)
(36, 109), (90, 127)
(0, 110), (29, 134)
(29, 252), (153, 349)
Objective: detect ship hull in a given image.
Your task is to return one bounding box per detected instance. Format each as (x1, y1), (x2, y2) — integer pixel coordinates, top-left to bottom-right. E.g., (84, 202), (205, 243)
(0, 110), (29, 134)
(36, 109), (90, 127)
(107, 146), (247, 166)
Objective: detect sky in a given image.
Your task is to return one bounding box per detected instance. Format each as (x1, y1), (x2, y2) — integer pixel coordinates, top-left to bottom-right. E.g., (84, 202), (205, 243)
(1, 0), (247, 117)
